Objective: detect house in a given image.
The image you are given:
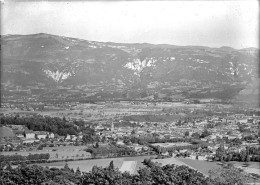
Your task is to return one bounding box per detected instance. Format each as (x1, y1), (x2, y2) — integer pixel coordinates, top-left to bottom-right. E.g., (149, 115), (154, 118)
(227, 135), (241, 140)
(198, 155), (207, 161)
(116, 140), (125, 146)
(189, 154), (197, 160)
(35, 131), (48, 139)
(48, 132), (55, 139)
(15, 131), (25, 138)
(21, 138), (38, 144)
(201, 138), (207, 142)
(132, 146), (143, 152)
(65, 135), (71, 140)
(25, 130), (35, 139)
(237, 118), (248, 124)
(71, 135), (77, 141)
(57, 135), (64, 141)
(78, 134), (83, 140)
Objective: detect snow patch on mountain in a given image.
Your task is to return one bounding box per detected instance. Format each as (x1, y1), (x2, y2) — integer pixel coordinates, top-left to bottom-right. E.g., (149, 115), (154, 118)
(43, 70), (72, 83)
(124, 58), (156, 76)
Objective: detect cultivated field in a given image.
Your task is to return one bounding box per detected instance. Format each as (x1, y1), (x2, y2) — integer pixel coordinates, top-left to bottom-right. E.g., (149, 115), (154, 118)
(36, 155), (155, 174)
(153, 157), (188, 166)
(151, 142), (191, 148)
(119, 161), (137, 174)
(38, 157), (125, 172)
(233, 162), (260, 175)
(1, 101), (210, 122)
(178, 158), (221, 176)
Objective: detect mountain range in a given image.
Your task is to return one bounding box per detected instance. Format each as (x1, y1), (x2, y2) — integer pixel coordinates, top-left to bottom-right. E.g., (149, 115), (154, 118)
(1, 33), (259, 102)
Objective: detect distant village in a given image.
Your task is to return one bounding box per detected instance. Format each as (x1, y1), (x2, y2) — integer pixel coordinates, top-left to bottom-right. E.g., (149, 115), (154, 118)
(1, 112), (259, 164)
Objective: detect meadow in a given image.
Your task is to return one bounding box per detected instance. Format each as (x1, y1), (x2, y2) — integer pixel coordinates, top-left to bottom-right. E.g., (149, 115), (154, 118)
(36, 155), (154, 174)
(178, 158), (221, 176)
(151, 142), (191, 148)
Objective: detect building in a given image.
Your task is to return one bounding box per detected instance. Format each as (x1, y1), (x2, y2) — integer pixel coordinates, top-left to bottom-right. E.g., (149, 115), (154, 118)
(35, 131), (48, 139)
(25, 130), (35, 139)
(48, 132), (55, 139)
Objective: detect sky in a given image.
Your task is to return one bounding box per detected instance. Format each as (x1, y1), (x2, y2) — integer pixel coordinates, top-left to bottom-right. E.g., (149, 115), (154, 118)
(1, 0), (259, 49)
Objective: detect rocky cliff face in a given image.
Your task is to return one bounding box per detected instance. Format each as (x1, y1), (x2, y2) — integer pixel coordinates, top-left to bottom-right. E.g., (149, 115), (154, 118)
(1, 33), (259, 101)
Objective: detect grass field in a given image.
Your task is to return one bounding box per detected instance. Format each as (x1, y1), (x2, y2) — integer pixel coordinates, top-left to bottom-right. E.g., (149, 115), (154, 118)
(151, 142), (191, 148)
(36, 155), (155, 174)
(37, 157), (125, 172)
(153, 157), (188, 167)
(119, 161), (137, 174)
(36, 156), (221, 176)
(178, 158), (221, 176)
(1, 101), (208, 122)
(233, 162), (260, 175)
(0, 126), (16, 138)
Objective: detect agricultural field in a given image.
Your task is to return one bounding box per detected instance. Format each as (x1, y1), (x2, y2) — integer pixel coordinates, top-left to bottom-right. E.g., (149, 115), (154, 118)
(152, 157), (222, 176)
(178, 158), (260, 175)
(0, 126), (16, 138)
(151, 142), (191, 148)
(36, 155), (155, 174)
(119, 161), (137, 174)
(152, 157), (188, 166)
(233, 162), (260, 175)
(178, 159), (260, 176)
(37, 157), (125, 172)
(178, 158), (221, 176)
(1, 101), (209, 122)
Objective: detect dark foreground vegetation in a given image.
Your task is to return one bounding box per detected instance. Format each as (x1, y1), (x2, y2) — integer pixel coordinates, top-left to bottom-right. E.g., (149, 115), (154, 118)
(0, 159), (254, 185)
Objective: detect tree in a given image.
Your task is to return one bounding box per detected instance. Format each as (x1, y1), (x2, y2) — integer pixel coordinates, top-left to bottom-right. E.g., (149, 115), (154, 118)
(64, 163), (70, 171)
(108, 160), (114, 170)
(5, 162), (13, 171)
(226, 153), (232, 162)
(216, 145), (225, 160)
(191, 132), (200, 139)
(75, 167), (81, 176)
(184, 131), (190, 137)
(83, 134), (94, 144)
(246, 155), (250, 162)
(200, 129), (211, 138)
(240, 149), (247, 162)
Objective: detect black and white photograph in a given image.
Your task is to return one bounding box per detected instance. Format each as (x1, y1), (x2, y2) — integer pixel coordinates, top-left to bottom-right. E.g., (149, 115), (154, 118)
(0, 0), (259, 184)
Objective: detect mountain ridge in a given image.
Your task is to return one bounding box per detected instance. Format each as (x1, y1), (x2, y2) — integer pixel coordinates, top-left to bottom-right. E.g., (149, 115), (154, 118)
(2, 33), (258, 50)
(1, 33), (259, 102)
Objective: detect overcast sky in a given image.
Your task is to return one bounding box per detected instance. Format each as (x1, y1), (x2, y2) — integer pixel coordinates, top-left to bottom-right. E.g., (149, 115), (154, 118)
(1, 0), (259, 49)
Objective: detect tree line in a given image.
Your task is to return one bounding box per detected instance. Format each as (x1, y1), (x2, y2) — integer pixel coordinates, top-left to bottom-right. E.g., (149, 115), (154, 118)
(215, 145), (260, 162)
(0, 115), (79, 136)
(0, 153), (50, 165)
(85, 144), (137, 158)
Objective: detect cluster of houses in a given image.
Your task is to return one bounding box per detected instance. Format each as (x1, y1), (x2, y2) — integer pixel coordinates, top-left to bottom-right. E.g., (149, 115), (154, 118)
(1, 125), (55, 144)
(94, 114), (259, 144)
(0, 112), (259, 156)
(92, 114), (260, 159)
(0, 124), (86, 152)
